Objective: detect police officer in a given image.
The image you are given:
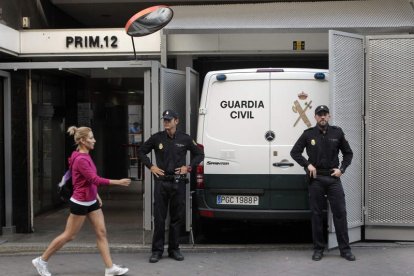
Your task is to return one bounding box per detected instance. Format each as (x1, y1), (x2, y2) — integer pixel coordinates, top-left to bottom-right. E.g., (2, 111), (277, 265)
(138, 110), (204, 263)
(290, 105), (355, 261)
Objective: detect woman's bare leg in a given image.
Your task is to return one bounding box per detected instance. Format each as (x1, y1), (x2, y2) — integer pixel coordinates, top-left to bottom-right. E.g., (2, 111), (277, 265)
(88, 208), (113, 268)
(41, 214), (86, 261)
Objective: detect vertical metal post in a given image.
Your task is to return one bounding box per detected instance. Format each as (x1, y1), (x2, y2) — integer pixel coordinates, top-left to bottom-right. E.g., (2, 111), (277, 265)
(142, 61), (161, 244)
(160, 33), (167, 67)
(143, 69), (152, 234)
(1, 70), (15, 233)
(28, 70), (34, 231)
(185, 68), (191, 234)
(131, 36), (137, 60)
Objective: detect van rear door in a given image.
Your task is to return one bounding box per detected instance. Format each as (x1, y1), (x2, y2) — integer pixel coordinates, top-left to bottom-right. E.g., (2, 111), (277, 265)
(201, 71), (271, 210)
(269, 70), (329, 210)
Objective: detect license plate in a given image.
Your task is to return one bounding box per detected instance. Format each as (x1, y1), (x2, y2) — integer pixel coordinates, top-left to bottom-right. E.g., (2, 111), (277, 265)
(217, 195), (259, 206)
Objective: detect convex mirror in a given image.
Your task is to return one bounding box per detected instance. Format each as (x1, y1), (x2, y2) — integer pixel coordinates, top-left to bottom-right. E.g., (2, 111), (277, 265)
(125, 5), (174, 37)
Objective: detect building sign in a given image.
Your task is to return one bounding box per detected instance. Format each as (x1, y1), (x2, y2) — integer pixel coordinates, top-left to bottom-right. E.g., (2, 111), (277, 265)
(20, 29), (160, 56)
(13, 29), (328, 57)
(66, 35), (119, 49)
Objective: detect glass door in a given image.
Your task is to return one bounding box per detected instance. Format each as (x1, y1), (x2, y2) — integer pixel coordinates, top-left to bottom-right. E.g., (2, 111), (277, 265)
(0, 76), (4, 235)
(32, 72), (66, 214)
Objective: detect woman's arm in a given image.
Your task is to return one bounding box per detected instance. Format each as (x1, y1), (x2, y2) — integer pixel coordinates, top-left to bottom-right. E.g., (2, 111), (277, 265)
(109, 178), (131, 186)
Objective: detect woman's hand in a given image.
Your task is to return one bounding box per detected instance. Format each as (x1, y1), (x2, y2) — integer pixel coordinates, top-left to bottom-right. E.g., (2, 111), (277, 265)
(97, 194), (103, 207)
(110, 178), (131, 186)
(118, 178), (131, 186)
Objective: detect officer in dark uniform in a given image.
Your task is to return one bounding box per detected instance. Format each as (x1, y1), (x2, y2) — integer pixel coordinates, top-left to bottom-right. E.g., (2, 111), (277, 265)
(138, 109), (204, 263)
(290, 105), (355, 261)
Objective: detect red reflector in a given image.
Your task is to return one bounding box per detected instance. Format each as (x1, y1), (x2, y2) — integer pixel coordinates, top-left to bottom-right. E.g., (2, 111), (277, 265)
(196, 164), (204, 189)
(196, 177), (204, 189)
(199, 210), (214, 218)
(196, 165), (204, 174)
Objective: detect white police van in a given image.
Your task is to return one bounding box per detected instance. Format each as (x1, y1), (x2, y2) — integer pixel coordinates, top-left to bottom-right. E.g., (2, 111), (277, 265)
(195, 68), (329, 221)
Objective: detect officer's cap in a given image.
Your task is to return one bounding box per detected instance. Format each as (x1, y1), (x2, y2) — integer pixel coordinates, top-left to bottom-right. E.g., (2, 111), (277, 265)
(161, 109), (178, 120)
(315, 105), (329, 115)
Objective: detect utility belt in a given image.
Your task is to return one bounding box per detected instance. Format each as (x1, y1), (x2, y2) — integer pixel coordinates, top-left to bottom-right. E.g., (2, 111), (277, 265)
(157, 174), (188, 183)
(316, 168), (333, 176)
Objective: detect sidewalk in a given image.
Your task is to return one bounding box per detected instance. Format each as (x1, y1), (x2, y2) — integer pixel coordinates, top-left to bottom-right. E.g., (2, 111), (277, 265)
(1, 190), (414, 275)
(1, 243), (414, 276)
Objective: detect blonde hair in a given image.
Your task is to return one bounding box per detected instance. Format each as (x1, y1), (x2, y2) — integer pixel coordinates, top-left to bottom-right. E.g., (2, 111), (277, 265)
(67, 126), (92, 148)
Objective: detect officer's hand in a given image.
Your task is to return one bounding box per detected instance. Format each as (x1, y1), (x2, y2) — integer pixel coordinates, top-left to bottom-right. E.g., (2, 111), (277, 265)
(307, 164), (317, 178)
(331, 168), (342, 177)
(175, 166), (188, 175)
(150, 165), (165, 177)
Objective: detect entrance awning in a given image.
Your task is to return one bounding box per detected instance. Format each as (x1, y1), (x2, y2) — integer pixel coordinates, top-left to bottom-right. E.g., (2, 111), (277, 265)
(165, 0), (414, 34)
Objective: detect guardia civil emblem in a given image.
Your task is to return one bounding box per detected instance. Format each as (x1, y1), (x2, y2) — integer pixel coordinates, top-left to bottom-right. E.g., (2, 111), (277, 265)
(311, 139), (316, 146)
(159, 143), (163, 150)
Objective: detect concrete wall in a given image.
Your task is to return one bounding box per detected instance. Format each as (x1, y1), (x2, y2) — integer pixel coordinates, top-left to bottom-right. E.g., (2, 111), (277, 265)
(0, 0), (81, 30)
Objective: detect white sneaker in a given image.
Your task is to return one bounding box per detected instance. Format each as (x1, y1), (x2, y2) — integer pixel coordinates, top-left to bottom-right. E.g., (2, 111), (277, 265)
(32, 256), (52, 276)
(105, 264), (129, 276)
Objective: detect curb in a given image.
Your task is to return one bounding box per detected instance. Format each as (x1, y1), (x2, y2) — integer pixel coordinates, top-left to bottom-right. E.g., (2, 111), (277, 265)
(1, 241), (414, 256)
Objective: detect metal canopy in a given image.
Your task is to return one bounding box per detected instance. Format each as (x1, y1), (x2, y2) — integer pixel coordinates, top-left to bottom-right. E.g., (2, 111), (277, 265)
(0, 60), (155, 70)
(165, 0), (414, 34)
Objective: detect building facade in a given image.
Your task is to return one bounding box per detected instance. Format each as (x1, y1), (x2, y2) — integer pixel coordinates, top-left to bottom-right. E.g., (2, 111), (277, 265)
(0, 0), (414, 243)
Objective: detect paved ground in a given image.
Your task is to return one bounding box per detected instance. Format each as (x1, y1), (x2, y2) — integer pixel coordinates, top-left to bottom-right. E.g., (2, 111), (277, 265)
(2, 190), (414, 275)
(1, 243), (414, 276)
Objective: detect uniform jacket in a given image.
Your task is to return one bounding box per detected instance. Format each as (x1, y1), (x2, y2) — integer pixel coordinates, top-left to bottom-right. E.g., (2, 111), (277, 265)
(138, 130), (204, 174)
(290, 124), (353, 172)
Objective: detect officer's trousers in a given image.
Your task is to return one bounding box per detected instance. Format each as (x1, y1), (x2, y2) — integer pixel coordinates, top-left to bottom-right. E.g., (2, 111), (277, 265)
(309, 175), (351, 253)
(152, 179), (186, 254)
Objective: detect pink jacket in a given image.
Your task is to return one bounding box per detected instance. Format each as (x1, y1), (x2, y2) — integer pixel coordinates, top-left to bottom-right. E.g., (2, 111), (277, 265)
(69, 151), (110, 202)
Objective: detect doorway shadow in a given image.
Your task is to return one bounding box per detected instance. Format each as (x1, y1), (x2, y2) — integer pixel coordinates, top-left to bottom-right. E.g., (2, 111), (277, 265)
(25, 180), (144, 245)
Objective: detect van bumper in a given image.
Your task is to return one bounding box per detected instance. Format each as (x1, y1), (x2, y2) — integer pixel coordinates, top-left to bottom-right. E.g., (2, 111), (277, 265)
(197, 208), (311, 220)
(195, 191), (311, 221)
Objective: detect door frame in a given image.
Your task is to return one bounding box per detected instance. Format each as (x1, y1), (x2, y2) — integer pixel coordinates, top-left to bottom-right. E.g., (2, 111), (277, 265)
(364, 34), (414, 240)
(328, 30), (365, 248)
(0, 61), (159, 239)
(0, 70), (14, 233)
(329, 31), (414, 245)
(185, 67), (199, 241)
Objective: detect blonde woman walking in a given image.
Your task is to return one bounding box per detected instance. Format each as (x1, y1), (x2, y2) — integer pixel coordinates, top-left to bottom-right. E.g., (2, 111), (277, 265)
(32, 126), (131, 276)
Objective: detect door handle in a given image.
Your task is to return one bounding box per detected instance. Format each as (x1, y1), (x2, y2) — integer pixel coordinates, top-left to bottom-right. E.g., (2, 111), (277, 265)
(273, 162), (294, 167)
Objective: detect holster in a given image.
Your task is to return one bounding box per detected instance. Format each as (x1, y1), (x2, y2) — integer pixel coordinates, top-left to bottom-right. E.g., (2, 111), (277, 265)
(304, 168), (312, 184)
